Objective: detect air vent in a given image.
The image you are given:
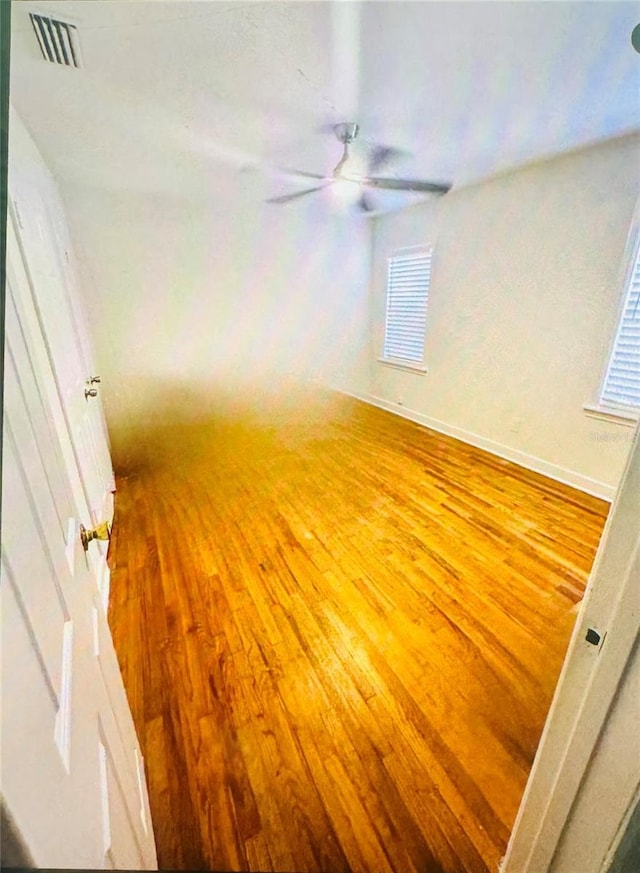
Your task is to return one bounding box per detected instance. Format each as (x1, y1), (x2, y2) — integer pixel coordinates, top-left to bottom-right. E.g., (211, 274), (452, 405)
(29, 13), (81, 68)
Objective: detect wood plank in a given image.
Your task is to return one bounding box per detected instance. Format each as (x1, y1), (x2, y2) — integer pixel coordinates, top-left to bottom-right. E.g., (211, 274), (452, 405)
(108, 389), (608, 872)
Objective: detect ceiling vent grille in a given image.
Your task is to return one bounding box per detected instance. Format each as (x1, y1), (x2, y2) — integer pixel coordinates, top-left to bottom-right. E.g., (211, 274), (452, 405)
(29, 14), (81, 68)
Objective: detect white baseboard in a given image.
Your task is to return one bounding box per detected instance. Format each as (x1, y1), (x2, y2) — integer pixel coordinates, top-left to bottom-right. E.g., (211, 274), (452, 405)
(335, 388), (615, 502)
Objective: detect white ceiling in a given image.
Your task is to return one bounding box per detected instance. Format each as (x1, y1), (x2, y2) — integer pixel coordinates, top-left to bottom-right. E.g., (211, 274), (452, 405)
(9, 0), (640, 213)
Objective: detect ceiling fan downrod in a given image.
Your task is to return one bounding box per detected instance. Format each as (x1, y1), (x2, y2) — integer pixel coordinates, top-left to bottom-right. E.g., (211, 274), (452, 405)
(333, 122), (360, 177)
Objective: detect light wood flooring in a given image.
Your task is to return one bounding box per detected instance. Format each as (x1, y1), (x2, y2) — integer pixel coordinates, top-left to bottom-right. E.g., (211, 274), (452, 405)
(108, 390), (608, 873)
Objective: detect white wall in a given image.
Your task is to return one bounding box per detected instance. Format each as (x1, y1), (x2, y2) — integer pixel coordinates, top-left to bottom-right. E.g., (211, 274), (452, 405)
(367, 133), (640, 498)
(44, 123), (639, 495)
(60, 181), (372, 460)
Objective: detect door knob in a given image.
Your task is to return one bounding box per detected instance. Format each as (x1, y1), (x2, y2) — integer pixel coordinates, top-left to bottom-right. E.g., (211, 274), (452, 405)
(80, 521), (111, 551)
(84, 387), (98, 399)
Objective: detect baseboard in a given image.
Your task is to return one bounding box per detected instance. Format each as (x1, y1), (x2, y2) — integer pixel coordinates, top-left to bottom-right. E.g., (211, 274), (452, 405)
(335, 388), (615, 502)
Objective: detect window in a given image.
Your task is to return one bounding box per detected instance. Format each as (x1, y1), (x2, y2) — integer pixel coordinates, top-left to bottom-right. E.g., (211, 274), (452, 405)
(382, 247), (432, 368)
(600, 241), (640, 411)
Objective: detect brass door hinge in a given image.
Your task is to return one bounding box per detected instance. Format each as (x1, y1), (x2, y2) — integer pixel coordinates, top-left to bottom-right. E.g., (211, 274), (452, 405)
(80, 521), (111, 551)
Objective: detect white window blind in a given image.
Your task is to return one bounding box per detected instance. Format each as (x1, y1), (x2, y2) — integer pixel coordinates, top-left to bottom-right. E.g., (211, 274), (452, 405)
(383, 248), (432, 364)
(600, 244), (640, 409)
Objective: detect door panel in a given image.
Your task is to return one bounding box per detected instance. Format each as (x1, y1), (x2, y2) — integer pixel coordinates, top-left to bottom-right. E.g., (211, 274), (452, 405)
(44, 190), (117, 511)
(1, 431), (68, 695)
(2, 124), (157, 867)
(2, 403), (105, 868)
(0, 568), (103, 868)
(9, 106), (114, 536)
(6, 197), (112, 593)
(5, 206), (100, 567)
(99, 717), (148, 869)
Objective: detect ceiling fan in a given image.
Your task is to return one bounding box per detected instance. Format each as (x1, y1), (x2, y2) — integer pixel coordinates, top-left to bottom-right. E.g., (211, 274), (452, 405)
(266, 122), (451, 212)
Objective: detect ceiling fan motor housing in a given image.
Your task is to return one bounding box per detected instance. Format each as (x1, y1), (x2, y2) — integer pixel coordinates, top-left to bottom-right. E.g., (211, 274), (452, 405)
(334, 122), (360, 144)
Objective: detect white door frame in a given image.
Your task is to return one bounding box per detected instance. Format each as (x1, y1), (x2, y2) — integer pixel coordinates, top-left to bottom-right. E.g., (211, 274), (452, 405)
(502, 424), (640, 872)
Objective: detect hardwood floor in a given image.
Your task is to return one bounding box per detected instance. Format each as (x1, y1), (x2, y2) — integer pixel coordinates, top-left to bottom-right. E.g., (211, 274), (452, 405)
(107, 389), (608, 873)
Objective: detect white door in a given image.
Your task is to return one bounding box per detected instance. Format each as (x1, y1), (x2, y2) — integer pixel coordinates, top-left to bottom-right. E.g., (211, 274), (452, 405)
(8, 106), (115, 603)
(502, 424), (640, 872)
(1, 215), (157, 869)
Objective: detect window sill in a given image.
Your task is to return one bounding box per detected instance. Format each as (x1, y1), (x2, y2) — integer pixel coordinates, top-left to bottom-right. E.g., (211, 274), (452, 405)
(377, 357), (428, 374)
(583, 403), (639, 427)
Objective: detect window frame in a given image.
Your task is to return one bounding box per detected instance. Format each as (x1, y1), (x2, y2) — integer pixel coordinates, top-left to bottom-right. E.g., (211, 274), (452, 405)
(584, 216), (640, 427)
(379, 245), (432, 374)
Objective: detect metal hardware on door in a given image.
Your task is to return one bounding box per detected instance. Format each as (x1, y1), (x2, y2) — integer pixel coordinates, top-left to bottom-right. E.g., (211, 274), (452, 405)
(84, 387), (98, 399)
(87, 376), (101, 384)
(585, 628), (602, 646)
(80, 521), (111, 551)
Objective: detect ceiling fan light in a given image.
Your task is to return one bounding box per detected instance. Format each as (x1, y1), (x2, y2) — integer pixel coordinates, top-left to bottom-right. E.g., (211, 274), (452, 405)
(331, 178), (362, 209)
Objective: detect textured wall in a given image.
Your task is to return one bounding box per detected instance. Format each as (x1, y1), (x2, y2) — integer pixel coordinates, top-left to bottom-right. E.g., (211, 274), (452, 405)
(369, 134), (640, 494)
(61, 183), (372, 462)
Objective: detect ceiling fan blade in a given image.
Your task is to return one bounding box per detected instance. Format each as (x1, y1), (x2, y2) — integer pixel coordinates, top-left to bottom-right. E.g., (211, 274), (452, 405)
(277, 167), (328, 181)
(367, 145), (405, 174)
(266, 185), (330, 204)
(358, 192), (375, 213)
(358, 176), (451, 194)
